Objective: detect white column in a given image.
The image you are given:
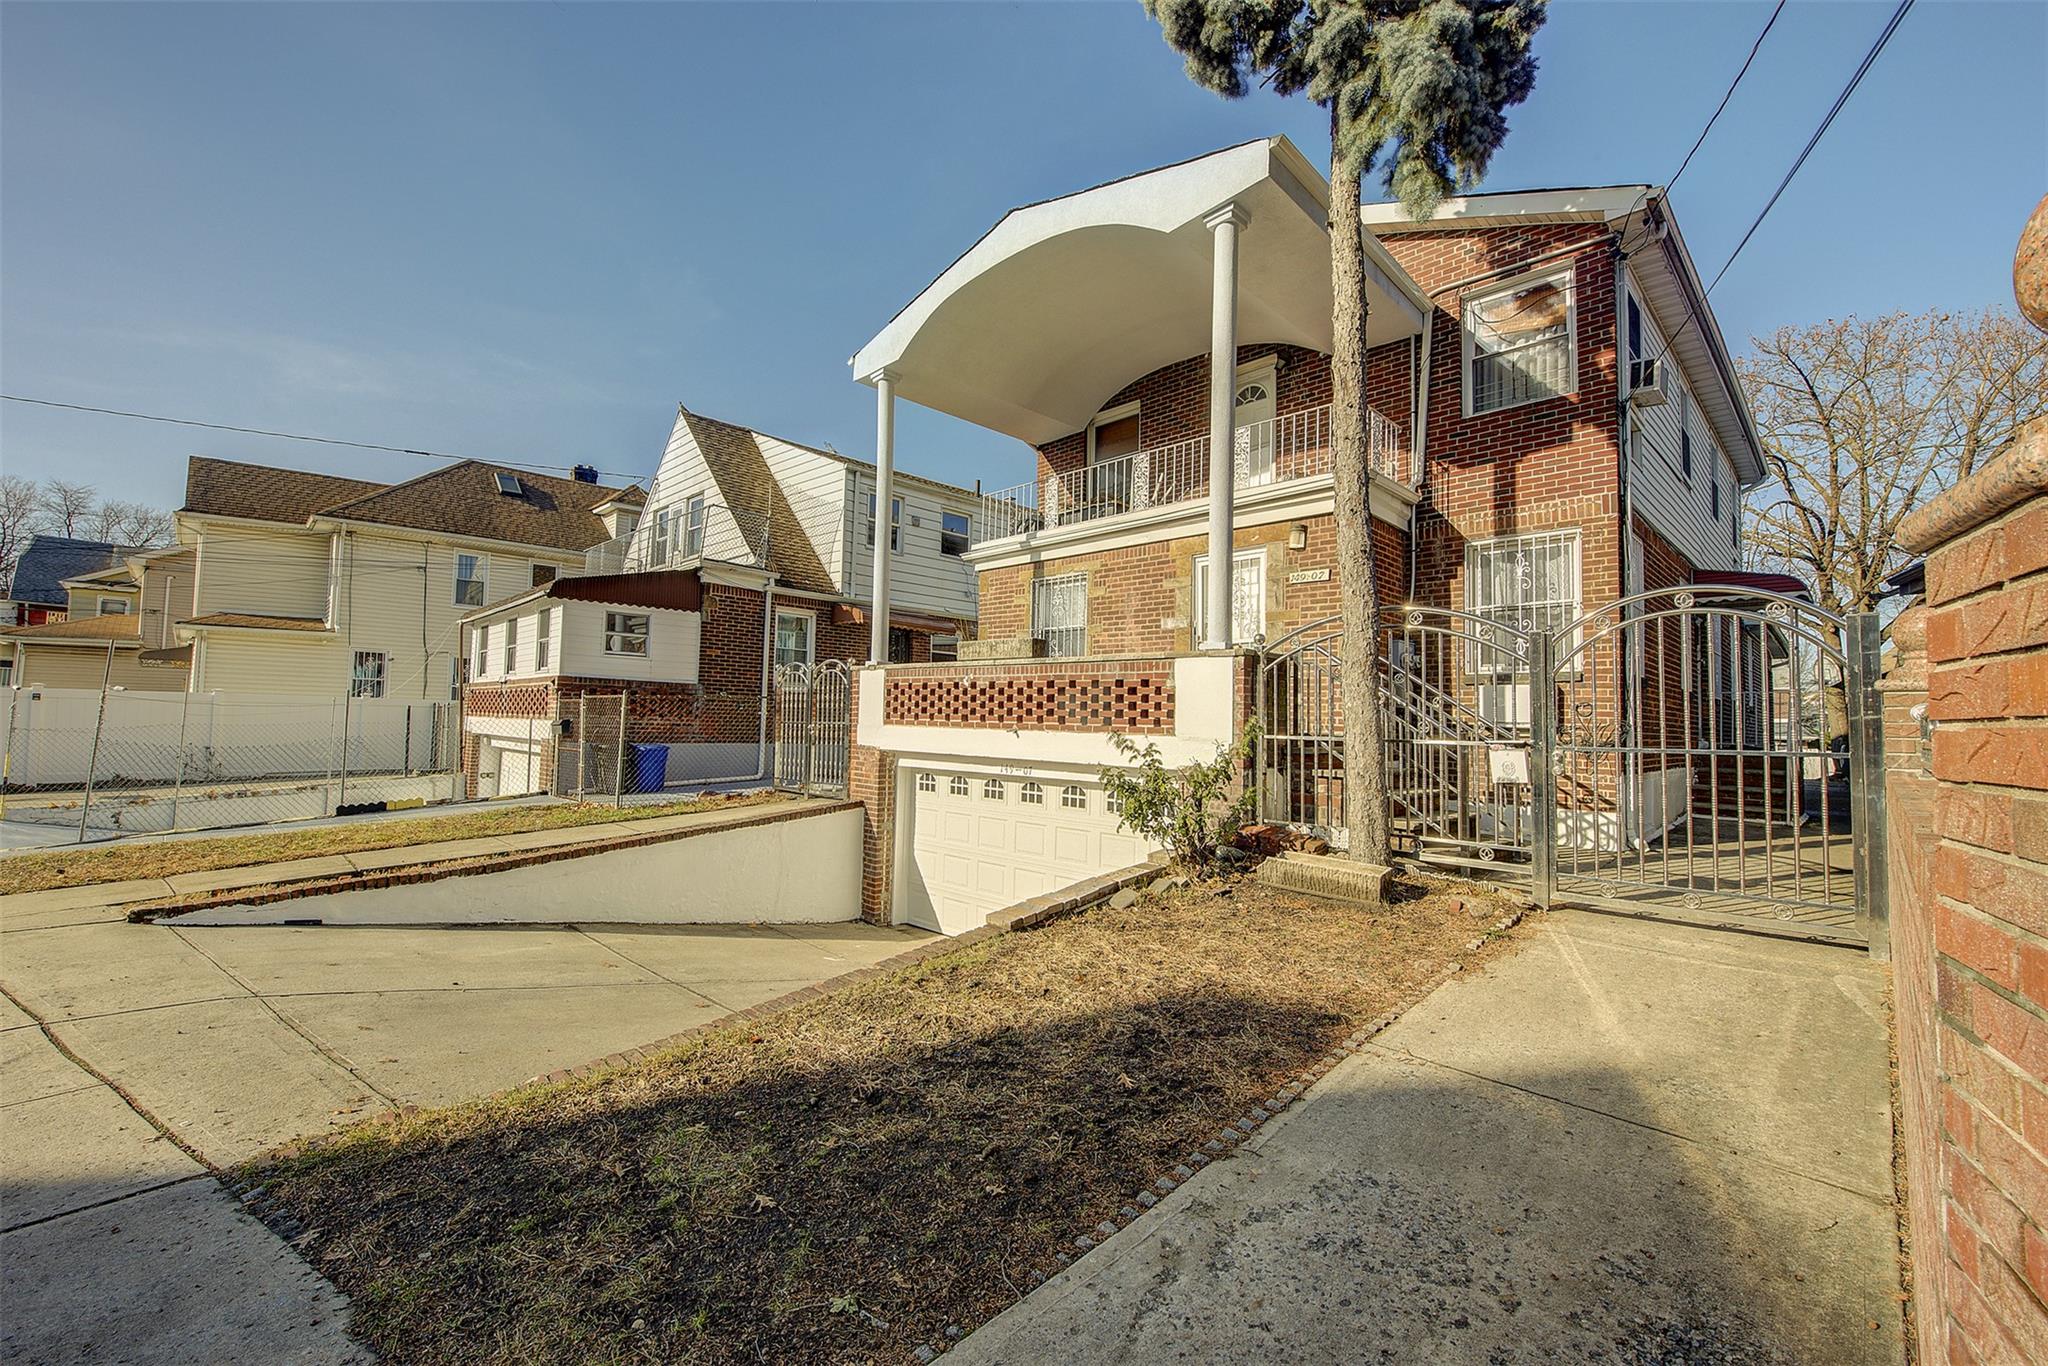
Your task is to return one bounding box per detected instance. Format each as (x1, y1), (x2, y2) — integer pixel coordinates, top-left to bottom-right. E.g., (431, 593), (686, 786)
(869, 370), (898, 663)
(1202, 203), (1249, 649)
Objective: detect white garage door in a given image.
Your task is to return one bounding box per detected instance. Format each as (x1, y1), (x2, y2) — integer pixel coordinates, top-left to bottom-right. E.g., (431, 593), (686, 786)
(494, 741), (542, 797)
(902, 770), (1150, 935)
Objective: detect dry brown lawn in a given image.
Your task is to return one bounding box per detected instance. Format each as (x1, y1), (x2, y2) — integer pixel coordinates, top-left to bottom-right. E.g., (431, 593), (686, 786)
(0, 794), (772, 896)
(248, 872), (1530, 1365)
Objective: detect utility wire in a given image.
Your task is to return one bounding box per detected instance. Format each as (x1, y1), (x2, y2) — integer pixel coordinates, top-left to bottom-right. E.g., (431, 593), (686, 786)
(0, 394), (646, 483)
(1647, 0), (1917, 367)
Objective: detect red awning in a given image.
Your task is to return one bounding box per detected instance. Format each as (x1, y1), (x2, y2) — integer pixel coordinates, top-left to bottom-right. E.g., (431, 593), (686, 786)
(1692, 569), (1810, 600)
(829, 604), (962, 634)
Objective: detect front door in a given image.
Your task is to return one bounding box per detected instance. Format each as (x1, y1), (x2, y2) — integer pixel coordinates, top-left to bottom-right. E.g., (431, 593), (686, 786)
(1234, 376), (1277, 483)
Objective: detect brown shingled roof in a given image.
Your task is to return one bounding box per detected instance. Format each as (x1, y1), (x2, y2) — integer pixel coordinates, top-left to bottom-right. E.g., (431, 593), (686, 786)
(1, 614), (143, 644)
(315, 461), (628, 552)
(183, 457), (386, 525)
(679, 408), (837, 593)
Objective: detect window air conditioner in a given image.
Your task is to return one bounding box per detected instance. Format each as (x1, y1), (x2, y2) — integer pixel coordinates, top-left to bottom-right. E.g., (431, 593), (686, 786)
(1629, 358), (1669, 408)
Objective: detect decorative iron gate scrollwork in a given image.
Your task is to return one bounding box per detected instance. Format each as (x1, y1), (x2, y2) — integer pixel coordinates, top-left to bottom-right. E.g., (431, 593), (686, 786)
(1255, 587), (1887, 950)
(773, 660), (851, 797)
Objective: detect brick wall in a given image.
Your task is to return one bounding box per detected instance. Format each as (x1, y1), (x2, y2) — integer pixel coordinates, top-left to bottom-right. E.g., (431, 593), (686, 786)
(1383, 227), (1629, 621)
(846, 673), (895, 925)
(1886, 427), (2048, 1365)
(976, 513), (1408, 656)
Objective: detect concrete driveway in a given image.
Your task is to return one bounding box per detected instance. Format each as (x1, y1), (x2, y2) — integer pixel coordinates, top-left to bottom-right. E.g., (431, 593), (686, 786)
(1, 892), (930, 1364)
(955, 910), (1906, 1366)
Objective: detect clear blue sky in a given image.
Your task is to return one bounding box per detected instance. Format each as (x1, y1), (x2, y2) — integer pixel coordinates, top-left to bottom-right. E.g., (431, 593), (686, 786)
(2, 1), (2042, 509)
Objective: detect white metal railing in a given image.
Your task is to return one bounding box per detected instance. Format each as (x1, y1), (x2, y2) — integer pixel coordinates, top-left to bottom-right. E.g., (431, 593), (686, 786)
(580, 502), (769, 576)
(973, 403), (1407, 544)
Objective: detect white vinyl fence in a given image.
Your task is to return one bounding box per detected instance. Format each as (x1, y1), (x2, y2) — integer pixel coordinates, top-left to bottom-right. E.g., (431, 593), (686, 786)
(1, 687), (462, 836)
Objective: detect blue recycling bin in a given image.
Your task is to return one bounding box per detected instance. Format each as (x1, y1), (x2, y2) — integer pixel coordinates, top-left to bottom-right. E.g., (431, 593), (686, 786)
(628, 743), (668, 794)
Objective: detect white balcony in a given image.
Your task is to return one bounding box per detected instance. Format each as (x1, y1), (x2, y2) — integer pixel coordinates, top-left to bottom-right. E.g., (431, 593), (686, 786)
(972, 403), (1407, 545)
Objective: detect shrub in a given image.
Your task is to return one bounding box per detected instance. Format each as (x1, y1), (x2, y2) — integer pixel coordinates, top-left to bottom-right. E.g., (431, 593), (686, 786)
(1100, 721), (1259, 870)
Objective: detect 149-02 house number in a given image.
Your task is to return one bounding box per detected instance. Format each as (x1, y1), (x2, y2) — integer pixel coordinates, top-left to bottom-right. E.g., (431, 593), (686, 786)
(1287, 568), (1331, 584)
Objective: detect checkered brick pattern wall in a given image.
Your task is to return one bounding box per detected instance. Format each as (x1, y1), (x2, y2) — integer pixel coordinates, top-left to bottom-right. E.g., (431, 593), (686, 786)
(884, 661), (1174, 733)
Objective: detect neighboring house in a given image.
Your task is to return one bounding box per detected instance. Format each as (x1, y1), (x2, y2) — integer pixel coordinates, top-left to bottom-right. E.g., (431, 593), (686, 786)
(170, 456), (643, 700)
(839, 136), (1773, 933)
(459, 571), (707, 797)
(0, 543), (193, 691)
(460, 404), (982, 796)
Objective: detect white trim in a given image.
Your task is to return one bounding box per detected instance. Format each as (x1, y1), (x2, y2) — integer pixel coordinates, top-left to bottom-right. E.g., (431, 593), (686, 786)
(453, 550), (487, 609)
(1361, 185), (1653, 228)
(1192, 546), (1268, 645)
(773, 609), (816, 669)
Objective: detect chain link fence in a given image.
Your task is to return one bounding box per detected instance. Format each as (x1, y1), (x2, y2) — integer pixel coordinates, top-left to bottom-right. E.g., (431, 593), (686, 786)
(541, 688), (773, 802)
(1, 686), (462, 838)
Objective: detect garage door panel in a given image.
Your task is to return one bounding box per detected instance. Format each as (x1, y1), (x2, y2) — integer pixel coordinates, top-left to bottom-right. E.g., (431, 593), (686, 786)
(903, 770), (1154, 937)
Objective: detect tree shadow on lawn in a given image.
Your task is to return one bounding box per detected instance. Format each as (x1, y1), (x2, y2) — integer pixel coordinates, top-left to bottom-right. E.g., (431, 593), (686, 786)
(251, 982), (1351, 1365)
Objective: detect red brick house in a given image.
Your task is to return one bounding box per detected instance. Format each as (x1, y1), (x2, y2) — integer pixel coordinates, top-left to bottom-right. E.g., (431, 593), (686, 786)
(842, 137), (1778, 934)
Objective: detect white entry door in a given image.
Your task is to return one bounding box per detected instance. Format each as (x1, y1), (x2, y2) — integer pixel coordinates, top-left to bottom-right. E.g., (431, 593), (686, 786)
(1233, 376), (1278, 484)
(901, 770), (1151, 935)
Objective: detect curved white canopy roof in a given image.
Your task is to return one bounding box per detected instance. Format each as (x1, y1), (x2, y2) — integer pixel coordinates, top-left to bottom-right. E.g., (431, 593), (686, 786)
(853, 137), (1428, 446)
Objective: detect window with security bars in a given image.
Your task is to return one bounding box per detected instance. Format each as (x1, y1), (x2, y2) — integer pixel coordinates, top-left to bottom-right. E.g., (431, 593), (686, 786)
(1031, 573), (1087, 658)
(1465, 271), (1574, 415)
(350, 650), (386, 698)
(1464, 531), (1579, 675)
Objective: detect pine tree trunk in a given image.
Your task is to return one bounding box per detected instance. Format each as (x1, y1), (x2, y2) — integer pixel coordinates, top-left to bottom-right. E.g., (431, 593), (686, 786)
(1328, 113), (1392, 865)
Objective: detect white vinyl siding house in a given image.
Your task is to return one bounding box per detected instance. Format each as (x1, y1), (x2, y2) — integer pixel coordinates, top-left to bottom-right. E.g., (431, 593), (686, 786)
(1623, 273), (1741, 573)
(635, 404), (980, 629)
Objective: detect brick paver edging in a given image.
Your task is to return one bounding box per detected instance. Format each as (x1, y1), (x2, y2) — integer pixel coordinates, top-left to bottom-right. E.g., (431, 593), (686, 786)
(130, 800), (858, 923)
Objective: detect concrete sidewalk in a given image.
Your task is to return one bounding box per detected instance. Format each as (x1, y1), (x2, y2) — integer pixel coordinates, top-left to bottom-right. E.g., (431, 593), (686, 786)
(0, 795), (828, 931)
(955, 910), (1905, 1365)
(2, 876), (930, 1363)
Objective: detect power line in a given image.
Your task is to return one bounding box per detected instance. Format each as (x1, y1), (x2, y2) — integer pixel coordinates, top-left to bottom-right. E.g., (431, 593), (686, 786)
(1648, 0), (1917, 367)
(1666, 0), (1786, 197)
(0, 394), (646, 484)
(1703, 0), (1914, 295)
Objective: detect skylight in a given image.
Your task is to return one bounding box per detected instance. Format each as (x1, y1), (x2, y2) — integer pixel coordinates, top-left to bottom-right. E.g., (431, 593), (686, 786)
(494, 472), (523, 497)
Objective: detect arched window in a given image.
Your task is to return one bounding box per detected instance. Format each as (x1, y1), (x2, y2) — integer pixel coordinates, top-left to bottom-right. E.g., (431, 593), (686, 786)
(1061, 785), (1088, 810)
(916, 772), (936, 794)
(1020, 782), (1044, 805)
(983, 779), (1005, 801)
(949, 776), (969, 797)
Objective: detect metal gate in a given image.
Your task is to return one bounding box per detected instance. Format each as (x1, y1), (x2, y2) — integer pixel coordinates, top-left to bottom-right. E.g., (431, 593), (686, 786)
(1256, 588), (1887, 949)
(773, 660), (851, 796)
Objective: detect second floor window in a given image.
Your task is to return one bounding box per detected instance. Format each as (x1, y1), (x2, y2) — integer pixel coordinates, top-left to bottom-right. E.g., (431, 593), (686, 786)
(941, 511), (971, 557)
(684, 494), (707, 557)
(98, 597), (131, 615)
(350, 650), (386, 699)
(650, 507), (672, 565)
(1465, 270), (1575, 416)
(454, 553), (485, 607)
(605, 611), (649, 656)
(472, 629), (487, 680)
(865, 494), (901, 552)
(503, 616), (518, 674)
(534, 607), (552, 671)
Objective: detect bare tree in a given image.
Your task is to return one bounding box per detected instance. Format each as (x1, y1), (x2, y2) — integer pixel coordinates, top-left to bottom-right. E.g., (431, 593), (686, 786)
(1739, 308), (2048, 616)
(0, 474), (39, 594)
(87, 500), (174, 547)
(35, 480), (99, 538)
